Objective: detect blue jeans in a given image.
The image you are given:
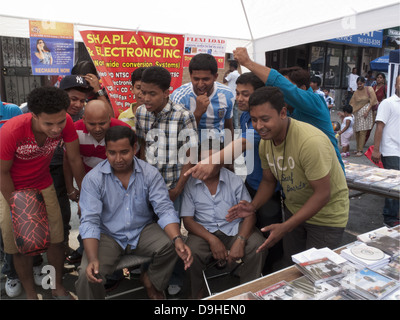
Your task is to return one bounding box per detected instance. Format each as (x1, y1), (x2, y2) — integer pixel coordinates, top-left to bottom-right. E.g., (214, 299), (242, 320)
(381, 156), (400, 226)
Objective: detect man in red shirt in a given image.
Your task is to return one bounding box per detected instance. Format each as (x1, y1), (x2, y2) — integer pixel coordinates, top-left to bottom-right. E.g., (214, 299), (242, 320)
(0, 86), (85, 299)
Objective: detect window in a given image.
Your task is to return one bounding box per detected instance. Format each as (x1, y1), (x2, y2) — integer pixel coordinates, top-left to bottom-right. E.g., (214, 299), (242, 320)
(310, 45), (325, 85)
(324, 44), (343, 88)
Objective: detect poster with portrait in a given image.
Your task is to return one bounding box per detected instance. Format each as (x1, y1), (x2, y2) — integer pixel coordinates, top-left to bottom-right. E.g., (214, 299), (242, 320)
(80, 30), (184, 114)
(29, 20), (75, 76)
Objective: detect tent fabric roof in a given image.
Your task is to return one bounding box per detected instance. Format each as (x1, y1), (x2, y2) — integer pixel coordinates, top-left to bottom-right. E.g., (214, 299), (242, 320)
(1, 0), (399, 63)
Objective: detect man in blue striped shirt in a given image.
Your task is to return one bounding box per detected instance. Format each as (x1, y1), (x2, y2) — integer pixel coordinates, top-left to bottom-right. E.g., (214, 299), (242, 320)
(171, 53), (235, 144)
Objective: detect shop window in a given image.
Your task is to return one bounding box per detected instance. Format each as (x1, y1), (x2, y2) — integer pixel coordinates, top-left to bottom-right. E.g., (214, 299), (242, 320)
(324, 45), (343, 88)
(310, 46), (325, 85)
(341, 47), (360, 89)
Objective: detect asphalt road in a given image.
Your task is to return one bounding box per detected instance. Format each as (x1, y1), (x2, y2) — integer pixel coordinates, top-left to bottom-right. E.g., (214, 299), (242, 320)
(0, 109), (389, 300)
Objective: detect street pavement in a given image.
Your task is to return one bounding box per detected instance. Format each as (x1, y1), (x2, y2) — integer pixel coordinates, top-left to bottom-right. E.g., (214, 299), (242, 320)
(0, 109), (390, 300)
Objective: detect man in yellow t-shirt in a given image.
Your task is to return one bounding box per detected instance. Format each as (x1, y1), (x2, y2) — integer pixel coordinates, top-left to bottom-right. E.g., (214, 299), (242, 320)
(226, 86), (349, 266)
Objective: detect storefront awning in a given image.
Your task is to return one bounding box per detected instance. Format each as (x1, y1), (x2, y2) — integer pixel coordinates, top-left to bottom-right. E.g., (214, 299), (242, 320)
(370, 55), (389, 72)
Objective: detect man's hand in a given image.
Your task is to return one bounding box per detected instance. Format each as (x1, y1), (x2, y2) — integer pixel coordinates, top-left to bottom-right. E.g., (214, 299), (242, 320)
(371, 147), (382, 164)
(194, 92), (209, 119)
(208, 236), (228, 262)
(227, 238), (245, 265)
(184, 158), (221, 181)
(174, 240), (193, 270)
(256, 223), (289, 253)
(226, 200), (256, 222)
(233, 48), (252, 68)
(86, 259), (102, 284)
(84, 73), (101, 92)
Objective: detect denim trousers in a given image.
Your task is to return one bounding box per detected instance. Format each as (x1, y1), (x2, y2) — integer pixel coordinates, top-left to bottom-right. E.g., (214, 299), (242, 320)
(381, 156), (400, 226)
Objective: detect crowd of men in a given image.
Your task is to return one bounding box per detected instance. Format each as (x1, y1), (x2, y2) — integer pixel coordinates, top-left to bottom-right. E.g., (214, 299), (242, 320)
(1, 48), (399, 300)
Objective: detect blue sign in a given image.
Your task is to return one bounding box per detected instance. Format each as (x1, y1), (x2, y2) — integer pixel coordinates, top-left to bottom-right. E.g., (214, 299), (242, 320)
(329, 30), (383, 48)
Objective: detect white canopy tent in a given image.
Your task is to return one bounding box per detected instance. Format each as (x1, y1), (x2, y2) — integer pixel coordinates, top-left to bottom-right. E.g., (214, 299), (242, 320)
(0, 0), (399, 64)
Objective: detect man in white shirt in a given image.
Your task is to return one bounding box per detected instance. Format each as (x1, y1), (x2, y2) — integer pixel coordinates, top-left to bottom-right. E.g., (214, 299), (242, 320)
(372, 75), (400, 227)
(224, 61), (241, 129)
(347, 67), (359, 105)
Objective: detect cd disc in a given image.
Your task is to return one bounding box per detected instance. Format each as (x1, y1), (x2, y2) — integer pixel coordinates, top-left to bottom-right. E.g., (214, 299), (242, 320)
(351, 245), (385, 261)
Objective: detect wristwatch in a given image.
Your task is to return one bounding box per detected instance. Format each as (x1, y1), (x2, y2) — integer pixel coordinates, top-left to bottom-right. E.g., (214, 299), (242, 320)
(236, 235), (247, 243)
(95, 89), (105, 97)
(172, 235), (184, 244)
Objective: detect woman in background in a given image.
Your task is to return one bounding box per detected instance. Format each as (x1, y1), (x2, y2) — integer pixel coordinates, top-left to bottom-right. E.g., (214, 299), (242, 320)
(349, 76), (377, 156)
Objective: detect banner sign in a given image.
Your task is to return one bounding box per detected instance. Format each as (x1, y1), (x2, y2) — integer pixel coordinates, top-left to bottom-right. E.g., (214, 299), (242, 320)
(29, 20), (74, 75)
(183, 35), (227, 69)
(80, 31), (184, 114)
(330, 30), (383, 48)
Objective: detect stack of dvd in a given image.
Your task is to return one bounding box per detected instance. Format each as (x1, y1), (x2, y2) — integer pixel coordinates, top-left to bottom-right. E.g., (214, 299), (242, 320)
(341, 243), (390, 269)
(295, 257), (346, 285)
(341, 268), (400, 300)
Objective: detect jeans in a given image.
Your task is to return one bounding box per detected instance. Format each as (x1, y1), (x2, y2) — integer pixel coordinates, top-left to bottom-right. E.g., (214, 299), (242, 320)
(381, 156), (400, 226)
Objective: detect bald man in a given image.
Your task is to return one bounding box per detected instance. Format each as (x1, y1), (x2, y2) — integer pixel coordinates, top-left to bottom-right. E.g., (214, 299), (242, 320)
(64, 100), (131, 191)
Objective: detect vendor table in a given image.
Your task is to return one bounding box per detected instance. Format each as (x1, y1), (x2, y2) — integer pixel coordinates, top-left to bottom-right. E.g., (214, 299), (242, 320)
(344, 162), (400, 200)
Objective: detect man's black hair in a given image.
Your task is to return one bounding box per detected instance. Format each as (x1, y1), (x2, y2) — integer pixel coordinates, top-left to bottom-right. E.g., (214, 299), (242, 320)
(279, 66), (310, 90)
(141, 66), (171, 91)
(105, 125), (137, 147)
(27, 86), (70, 115)
(189, 53), (218, 75)
(131, 67), (147, 85)
(236, 72), (265, 91)
(249, 86), (285, 113)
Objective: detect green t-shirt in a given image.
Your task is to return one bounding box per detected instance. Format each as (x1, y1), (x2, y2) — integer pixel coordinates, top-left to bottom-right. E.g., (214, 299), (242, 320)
(259, 119), (349, 227)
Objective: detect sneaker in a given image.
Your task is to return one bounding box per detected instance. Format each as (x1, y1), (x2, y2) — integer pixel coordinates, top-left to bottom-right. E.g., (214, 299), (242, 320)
(66, 250), (82, 264)
(5, 278), (22, 298)
(33, 266), (45, 286)
(167, 284), (181, 296)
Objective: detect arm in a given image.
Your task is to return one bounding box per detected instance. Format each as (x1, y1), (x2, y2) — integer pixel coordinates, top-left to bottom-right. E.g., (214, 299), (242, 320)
(82, 238), (102, 283)
(338, 119), (351, 135)
(227, 213), (256, 264)
(168, 162), (193, 202)
(84, 73), (115, 118)
(163, 223), (193, 270)
(185, 137), (249, 180)
(0, 159), (15, 206)
(233, 47), (270, 83)
(223, 70), (230, 84)
(226, 168), (277, 222)
(257, 174), (331, 252)
(371, 121), (385, 164)
(63, 153), (80, 202)
(137, 137), (146, 161)
(64, 139), (85, 190)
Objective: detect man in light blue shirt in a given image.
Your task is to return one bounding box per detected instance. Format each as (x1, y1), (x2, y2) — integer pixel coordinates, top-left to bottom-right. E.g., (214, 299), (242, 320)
(181, 143), (266, 298)
(75, 126), (192, 299)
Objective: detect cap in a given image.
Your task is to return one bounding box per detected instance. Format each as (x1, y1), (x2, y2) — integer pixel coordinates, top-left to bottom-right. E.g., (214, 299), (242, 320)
(59, 75), (91, 91)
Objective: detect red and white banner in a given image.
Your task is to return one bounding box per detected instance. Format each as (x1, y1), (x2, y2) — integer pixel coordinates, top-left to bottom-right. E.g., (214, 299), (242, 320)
(80, 31), (184, 116)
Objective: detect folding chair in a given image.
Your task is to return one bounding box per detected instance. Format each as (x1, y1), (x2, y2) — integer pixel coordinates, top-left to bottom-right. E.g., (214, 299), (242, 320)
(105, 254), (152, 299)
